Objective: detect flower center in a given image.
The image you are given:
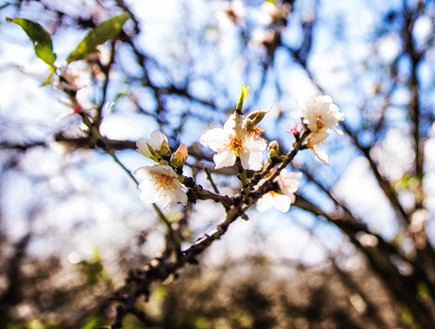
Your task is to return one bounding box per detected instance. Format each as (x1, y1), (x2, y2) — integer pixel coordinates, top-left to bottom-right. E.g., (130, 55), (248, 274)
(315, 114), (325, 131)
(154, 173), (175, 190)
(228, 134), (244, 154)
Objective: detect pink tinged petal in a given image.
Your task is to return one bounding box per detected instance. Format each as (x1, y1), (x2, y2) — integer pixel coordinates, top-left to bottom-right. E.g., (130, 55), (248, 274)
(240, 150), (263, 171)
(199, 128), (230, 151)
(214, 150), (236, 169)
(272, 194), (292, 212)
(256, 193), (275, 212)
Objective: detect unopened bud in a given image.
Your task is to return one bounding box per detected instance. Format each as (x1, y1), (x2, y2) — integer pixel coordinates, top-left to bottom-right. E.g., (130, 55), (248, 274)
(268, 140), (280, 159)
(289, 125), (300, 138)
(171, 144), (188, 168)
(243, 110), (268, 130)
(160, 140), (171, 157)
(72, 103), (83, 114)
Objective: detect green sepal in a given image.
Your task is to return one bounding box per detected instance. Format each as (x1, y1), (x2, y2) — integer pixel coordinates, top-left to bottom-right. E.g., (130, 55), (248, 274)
(147, 143), (160, 162)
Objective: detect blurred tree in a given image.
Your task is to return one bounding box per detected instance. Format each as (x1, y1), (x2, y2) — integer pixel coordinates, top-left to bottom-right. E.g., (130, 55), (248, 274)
(0, 0), (434, 328)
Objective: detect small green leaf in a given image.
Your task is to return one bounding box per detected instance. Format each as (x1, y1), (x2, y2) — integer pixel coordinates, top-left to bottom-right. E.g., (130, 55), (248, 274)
(6, 17), (57, 67)
(236, 84), (250, 113)
(67, 12), (130, 63)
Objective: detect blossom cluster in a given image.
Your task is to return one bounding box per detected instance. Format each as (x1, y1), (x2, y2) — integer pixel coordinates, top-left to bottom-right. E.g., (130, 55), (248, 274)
(292, 95), (344, 164)
(134, 130), (189, 209)
(134, 90), (343, 213)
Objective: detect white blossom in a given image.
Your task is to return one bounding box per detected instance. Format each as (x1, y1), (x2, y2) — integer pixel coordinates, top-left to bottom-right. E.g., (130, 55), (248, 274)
(293, 95), (344, 135)
(292, 95), (344, 164)
(200, 114), (267, 170)
(256, 191), (293, 213)
(256, 170), (301, 213)
(136, 130), (169, 159)
(134, 165), (187, 209)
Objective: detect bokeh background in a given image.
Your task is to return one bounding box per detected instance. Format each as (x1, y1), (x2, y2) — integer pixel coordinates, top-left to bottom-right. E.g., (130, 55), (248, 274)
(0, 0), (434, 328)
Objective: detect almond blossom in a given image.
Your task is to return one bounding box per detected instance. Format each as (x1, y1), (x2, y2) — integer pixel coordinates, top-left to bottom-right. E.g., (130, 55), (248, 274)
(292, 95), (344, 164)
(256, 170), (301, 213)
(293, 95), (343, 135)
(199, 113), (267, 170)
(136, 130), (170, 161)
(134, 165), (187, 209)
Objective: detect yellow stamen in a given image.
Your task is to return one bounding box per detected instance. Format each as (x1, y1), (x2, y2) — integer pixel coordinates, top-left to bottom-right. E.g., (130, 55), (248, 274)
(154, 173), (175, 190)
(228, 134), (244, 155)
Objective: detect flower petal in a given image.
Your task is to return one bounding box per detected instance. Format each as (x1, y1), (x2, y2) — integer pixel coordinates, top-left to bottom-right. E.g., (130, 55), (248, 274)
(149, 130), (168, 149)
(272, 194), (292, 212)
(244, 135), (267, 151)
(312, 147), (329, 164)
(134, 167), (150, 179)
(240, 149), (263, 171)
(136, 138), (152, 157)
(256, 193), (274, 212)
(199, 128), (229, 151)
(213, 150), (236, 169)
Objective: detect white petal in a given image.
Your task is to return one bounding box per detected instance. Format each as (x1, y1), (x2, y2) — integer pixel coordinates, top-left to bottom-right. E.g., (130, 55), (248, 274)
(214, 150), (236, 169)
(240, 150), (263, 171)
(134, 167), (151, 180)
(136, 138), (152, 157)
(199, 128), (229, 151)
(223, 114), (239, 131)
(149, 130), (168, 149)
(320, 95), (333, 103)
(256, 193), (274, 212)
(139, 187), (158, 204)
(333, 127), (343, 135)
(149, 165), (178, 178)
(159, 192), (173, 208)
(244, 135), (267, 151)
(312, 147), (329, 164)
(173, 189), (188, 206)
(309, 130), (329, 146)
(277, 171), (301, 196)
(272, 194), (292, 212)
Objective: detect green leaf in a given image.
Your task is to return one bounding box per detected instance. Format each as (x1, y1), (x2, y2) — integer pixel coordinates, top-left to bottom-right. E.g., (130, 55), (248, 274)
(6, 17), (57, 67)
(236, 84), (250, 113)
(67, 12), (130, 63)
